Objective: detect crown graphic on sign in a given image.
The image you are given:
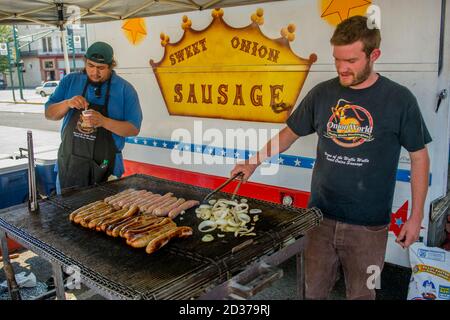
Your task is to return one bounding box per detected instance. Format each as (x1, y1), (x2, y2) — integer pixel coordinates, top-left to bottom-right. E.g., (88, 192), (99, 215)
(150, 8), (317, 123)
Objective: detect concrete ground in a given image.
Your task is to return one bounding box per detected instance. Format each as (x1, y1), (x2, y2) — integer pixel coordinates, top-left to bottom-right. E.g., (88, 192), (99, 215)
(0, 88), (47, 105)
(0, 89), (60, 133)
(0, 126), (60, 156)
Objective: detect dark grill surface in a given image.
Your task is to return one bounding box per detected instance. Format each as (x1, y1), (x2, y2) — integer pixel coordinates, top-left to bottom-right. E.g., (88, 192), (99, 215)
(0, 174), (322, 299)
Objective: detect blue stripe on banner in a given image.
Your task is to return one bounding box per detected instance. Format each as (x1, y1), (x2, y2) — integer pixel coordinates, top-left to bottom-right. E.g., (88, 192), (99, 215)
(125, 137), (431, 184)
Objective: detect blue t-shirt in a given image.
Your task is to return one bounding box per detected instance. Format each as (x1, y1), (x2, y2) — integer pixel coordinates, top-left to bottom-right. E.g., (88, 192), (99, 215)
(45, 71), (142, 177)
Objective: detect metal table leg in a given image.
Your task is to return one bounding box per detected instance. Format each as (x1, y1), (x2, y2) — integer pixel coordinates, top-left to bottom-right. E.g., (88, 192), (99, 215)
(296, 251), (305, 300)
(0, 230), (21, 300)
(51, 262), (66, 300)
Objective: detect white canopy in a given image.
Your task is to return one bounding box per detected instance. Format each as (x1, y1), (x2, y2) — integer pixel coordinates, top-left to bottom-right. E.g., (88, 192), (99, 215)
(0, 0), (284, 75)
(0, 0), (284, 27)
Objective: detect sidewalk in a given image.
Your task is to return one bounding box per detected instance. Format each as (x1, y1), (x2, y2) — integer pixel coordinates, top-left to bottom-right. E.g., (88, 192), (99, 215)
(0, 103), (45, 114)
(0, 89), (47, 105)
(0, 126), (60, 156)
(0, 89), (47, 114)
(0, 90), (59, 155)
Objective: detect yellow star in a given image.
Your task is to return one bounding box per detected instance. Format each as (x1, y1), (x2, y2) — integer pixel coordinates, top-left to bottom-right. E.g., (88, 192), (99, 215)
(321, 0), (372, 22)
(122, 18), (147, 45)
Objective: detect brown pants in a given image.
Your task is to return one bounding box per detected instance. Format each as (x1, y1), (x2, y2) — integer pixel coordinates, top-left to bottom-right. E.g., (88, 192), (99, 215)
(305, 217), (389, 300)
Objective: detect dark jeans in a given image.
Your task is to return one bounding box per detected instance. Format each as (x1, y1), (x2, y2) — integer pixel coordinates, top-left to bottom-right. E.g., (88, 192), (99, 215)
(305, 217), (389, 300)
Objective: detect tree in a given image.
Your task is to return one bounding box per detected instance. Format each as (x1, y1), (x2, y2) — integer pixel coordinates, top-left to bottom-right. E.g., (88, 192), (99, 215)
(0, 25), (13, 74)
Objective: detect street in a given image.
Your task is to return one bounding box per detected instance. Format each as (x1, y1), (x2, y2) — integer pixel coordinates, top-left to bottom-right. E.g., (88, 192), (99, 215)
(0, 89), (59, 132)
(0, 89), (60, 156)
(0, 88), (47, 104)
(0, 112), (59, 132)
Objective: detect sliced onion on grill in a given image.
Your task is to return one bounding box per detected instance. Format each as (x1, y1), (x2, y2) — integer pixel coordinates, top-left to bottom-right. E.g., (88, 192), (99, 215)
(237, 213), (251, 223)
(198, 220), (217, 232)
(201, 234), (214, 242)
(196, 198), (262, 239)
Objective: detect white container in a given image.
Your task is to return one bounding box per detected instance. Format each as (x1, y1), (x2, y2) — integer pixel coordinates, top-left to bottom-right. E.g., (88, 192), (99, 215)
(0, 158), (29, 175)
(34, 150), (58, 166)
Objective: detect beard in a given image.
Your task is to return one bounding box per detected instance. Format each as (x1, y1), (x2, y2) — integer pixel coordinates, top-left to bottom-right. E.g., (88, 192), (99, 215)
(339, 61), (372, 87)
(84, 68), (112, 86)
(88, 75), (108, 86)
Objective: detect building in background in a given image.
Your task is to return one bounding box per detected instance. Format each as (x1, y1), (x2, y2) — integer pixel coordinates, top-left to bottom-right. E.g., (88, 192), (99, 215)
(11, 24), (88, 88)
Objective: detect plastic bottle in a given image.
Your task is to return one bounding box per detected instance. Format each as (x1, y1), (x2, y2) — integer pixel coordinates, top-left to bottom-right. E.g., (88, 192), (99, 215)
(100, 159), (109, 169)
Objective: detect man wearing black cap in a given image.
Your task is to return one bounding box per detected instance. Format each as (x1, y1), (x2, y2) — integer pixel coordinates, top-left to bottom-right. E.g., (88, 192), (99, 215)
(45, 41), (143, 192)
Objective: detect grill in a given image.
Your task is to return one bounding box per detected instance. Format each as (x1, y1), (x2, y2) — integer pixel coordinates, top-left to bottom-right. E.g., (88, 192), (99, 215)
(0, 174), (322, 300)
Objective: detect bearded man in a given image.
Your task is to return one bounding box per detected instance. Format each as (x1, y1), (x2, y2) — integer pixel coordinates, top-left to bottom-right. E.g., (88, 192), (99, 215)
(231, 16), (431, 300)
(45, 41), (142, 192)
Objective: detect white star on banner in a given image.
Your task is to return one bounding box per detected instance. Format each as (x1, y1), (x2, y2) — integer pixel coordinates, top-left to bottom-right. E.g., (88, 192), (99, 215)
(174, 144), (179, 150)
(278, 157), (284, 164)
(143, 139), (148, 145)
(235, 152), (240, 159)
(221, 150), (226, 156)
(134, 138), (138, 143)
(294, 159), (301, 166)
(153, 141), (157, 146)
(208, 148), (213, 154)
(163, 142), (167, 148)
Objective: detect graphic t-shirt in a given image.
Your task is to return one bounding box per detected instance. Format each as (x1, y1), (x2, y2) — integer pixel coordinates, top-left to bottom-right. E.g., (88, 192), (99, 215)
(286, 75), (432, 226)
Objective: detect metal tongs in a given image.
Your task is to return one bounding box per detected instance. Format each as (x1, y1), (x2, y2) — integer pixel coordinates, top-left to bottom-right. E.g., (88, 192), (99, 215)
(202, 172), (244, 204)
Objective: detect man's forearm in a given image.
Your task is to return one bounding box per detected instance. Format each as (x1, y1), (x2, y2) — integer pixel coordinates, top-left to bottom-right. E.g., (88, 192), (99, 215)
(409, 148), (430, 221)
(102, 118), (139, 137)
(251, 127), (299, 165)
(45, 100), (70, 120)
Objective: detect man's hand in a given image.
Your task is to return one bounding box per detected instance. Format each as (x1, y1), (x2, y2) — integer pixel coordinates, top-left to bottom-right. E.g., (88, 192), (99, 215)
(231, 161), (258, 182)
(396, 215), (422, 248)
(68, 95), (89, 110)
(83, 110), (107, 128)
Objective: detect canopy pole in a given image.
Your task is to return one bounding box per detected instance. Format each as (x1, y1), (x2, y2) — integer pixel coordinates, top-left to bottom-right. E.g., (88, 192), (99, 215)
(61, 30), (71, 75)
(56, 3), (71, 76)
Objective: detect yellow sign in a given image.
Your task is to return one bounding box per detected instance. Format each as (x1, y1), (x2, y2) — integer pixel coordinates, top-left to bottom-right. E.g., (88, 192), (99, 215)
(150, 8), (317, 123)
(414, 264), (450, 282)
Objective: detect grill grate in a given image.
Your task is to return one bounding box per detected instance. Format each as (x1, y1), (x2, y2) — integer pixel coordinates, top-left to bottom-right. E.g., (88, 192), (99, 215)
(0, 174), (322, 299)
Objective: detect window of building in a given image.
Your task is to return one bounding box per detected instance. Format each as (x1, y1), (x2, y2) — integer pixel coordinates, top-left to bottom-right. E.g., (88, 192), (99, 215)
(42, 37), (52, 53)
(44, 60), (54, 69)
(47, 37), (52, 52)
(42, 38), (47, 52)
(80, 37), (86, 51)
